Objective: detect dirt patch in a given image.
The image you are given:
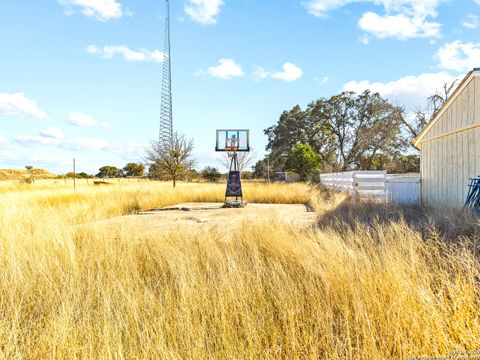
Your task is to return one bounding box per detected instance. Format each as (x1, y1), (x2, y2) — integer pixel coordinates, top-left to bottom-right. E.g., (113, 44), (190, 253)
(88, 203), (316, 232)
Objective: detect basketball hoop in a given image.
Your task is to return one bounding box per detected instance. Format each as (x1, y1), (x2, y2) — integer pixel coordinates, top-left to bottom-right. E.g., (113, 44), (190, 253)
(215, 129), (250, 207)
(215, 130), (250, 153)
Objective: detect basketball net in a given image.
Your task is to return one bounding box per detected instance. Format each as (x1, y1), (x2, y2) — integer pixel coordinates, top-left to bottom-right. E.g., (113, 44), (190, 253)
(225, 138), (239, 157)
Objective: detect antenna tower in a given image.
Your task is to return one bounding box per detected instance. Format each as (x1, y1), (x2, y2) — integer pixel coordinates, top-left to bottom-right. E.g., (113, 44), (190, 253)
(159, 0), (173, 143)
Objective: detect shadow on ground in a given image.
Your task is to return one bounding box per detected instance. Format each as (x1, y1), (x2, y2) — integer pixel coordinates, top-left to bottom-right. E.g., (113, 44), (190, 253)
(316, 197), (480, 242)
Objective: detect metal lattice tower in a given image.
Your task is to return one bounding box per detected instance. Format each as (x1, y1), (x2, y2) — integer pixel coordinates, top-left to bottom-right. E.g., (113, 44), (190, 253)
(159, 0), (173, 144)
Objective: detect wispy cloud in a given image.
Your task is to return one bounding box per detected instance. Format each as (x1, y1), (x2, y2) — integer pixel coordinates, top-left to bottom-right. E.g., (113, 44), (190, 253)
(67, 112), (110, 128)
(0, 93), (47, 119)
(86, 45), (165, 63)
(185, 0), (224, 25)
(40, 127), (64, 139)
(314, 76), (330, 85)
(461, 14), (479, 29)
(15, 132), (145, 161)
(343, 71), (457, 110)
(304, 0), (443, 40)
(16, 135), (111, 151)
(59, 0), (124, 21)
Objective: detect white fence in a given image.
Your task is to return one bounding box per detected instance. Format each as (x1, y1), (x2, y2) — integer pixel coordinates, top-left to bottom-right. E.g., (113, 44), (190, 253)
(386, 175), (420, 205)
(319, 171), (420, 205)
(319, 171), (387, 200)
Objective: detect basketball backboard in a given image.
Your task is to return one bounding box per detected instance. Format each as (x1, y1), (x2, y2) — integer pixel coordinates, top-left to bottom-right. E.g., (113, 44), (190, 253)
(215, 129), (250, 152)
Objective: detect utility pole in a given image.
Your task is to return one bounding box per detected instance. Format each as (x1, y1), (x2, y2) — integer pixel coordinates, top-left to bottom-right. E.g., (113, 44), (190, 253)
(159, 0), (173, 144)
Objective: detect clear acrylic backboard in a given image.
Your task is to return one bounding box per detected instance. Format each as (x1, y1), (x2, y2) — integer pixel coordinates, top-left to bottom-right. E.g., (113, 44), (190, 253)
(215, 129), (250, 152)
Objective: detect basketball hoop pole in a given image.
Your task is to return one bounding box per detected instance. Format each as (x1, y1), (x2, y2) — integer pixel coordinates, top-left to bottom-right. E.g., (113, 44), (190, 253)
(226, 138), (241, 202)
(215, 129), (249, 208)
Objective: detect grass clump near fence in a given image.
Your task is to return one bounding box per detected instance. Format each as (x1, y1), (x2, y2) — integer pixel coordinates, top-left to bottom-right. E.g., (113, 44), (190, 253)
(0, 180), (478, 358)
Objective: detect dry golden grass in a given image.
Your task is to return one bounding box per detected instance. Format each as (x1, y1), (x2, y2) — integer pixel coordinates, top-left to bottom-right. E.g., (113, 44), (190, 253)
(0, 168), (56, 181)
(0, 180), (479, 359)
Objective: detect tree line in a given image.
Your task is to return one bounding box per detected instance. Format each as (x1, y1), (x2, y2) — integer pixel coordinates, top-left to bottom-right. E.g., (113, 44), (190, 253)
(93, 84), (455, 186)
(64, 163), (146, 179)
(253, 85), (454, 180)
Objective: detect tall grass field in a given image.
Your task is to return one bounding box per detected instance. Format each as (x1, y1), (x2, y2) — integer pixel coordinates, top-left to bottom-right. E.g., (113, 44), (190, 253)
(0, 180), (479, 359)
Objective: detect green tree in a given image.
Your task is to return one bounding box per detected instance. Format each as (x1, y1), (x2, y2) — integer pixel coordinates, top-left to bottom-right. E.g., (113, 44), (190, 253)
(66, 172), (92, 179)
(388, 155), (420, 173)
(96, 166), (123, 178)
(242, 171), (254, 180)
(145, 132), (195, 187)
(284, 143), (321, 181)
(252, 159), (269, 180)
(265, 90), (406, 171)
(201, 166), (222, 183)
(78, 172), (92, 179)
(265, 105), (336, 169)
(123, 163), (145, 177)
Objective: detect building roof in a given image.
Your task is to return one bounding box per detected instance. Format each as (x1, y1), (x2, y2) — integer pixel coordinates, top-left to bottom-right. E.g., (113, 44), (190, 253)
(413, 68), (480, 147)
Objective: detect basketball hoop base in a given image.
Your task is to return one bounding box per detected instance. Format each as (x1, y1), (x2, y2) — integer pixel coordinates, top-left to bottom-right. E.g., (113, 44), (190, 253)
(223, 200), (247, 208)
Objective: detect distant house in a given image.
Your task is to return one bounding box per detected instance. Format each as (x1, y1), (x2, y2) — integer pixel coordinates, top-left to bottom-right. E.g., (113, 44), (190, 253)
(414, 68), (480, 208)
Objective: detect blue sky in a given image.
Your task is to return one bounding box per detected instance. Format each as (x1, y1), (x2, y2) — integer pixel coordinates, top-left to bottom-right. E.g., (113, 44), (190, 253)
(0, 0), (479, 174)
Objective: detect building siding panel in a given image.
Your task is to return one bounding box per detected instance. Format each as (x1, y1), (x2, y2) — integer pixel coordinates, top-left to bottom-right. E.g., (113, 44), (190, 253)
(419, 73), (479, 208)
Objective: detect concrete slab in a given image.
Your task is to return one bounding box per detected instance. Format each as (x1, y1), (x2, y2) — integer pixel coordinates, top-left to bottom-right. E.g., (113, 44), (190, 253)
(88, 203), (316, 232)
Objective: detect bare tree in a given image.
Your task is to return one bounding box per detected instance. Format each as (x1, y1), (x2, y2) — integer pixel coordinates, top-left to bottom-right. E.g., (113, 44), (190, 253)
(428, 80), (459, 116)
(218, 149), (258, 172)
(145, 132), (195, 187)
(401, 80), (459, 141)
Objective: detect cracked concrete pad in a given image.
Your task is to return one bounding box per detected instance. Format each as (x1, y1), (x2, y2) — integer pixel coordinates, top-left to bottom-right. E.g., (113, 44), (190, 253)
(86, 203), (317, 233)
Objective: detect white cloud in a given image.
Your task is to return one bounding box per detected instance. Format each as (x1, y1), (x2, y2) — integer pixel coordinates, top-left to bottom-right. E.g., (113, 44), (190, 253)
(59, 0), (124, 21)
(201, 59), (244, 79)
(461, 14), (479, 29)
(15, 132), (145, 162)
(86, 45), (165, 63)
(0, 93), (47, 119)
(436, 41), (480, 72)
(185, 0), (224, 25)
(271, 63), (304, 82)
(343, 71), (458, 109)
(66, 138), (112, 151)
(305, 0), (443, 39)
(16, 134), (111, 151)
(15, 135), (58, 146)
(253, 63), (304, 82)
(40, 127), (64, 139)
(253, 66), (271, 80)
(67, 112), (109, 127)
(304, 0), (357, 17)
(0, 148), (73, 172)
(358, 11), (441, 40)
(110, 141), (146, 161)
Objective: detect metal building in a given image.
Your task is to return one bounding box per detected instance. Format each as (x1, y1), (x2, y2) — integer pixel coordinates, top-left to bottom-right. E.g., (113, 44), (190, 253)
(414, 68), (480, 208)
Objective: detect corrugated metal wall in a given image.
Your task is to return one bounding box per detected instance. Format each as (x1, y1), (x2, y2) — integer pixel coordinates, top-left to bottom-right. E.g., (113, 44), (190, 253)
(420, 76), (480, 208)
